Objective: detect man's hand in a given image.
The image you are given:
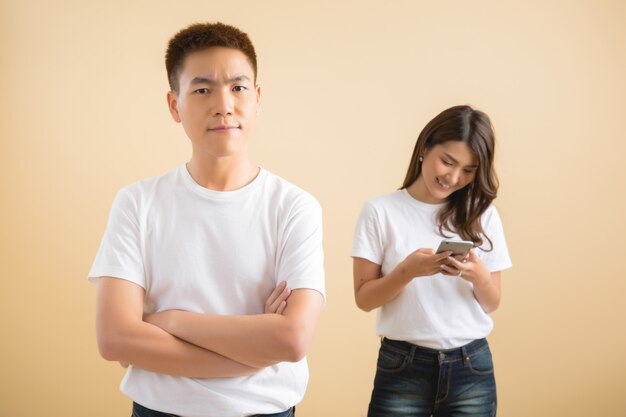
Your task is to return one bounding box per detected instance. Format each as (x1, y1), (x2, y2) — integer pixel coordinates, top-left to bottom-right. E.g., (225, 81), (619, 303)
(145, 281), (293, 333)
(265, 281), (291, 314)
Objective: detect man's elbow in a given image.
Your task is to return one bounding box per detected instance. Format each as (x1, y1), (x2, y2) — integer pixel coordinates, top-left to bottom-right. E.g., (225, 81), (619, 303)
(355, 295), (375, 313)
(97, 332), (125, 361)
(96, 325), (130, 362)
(280, 326), (312, 362)
(283, 339), (307, 362)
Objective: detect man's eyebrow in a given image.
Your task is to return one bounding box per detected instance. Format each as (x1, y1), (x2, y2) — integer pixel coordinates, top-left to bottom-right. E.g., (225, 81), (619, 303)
(228, 75), (251, 83)
(443, 152), (478, 167)
(190, 77), (215, 85)
(189, 75), (251, 85)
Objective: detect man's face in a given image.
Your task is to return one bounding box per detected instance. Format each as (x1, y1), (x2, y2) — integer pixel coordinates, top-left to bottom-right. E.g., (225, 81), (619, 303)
(167, 47), (260, 160)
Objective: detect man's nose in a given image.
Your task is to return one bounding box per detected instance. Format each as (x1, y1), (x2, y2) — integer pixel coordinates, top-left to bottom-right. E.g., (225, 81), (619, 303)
(212, 89), (233, 116)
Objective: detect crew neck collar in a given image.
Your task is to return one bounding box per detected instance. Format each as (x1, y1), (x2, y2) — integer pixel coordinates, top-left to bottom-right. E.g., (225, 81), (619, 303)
(179, 164), (266, 200)
(400, 188), (445, 211)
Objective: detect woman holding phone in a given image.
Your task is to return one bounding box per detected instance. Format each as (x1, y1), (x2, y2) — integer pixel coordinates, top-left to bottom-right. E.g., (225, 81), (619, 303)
(351, 105), (512, 417)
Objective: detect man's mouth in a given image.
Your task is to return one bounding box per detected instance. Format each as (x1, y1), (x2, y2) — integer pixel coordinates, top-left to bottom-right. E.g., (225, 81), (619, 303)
(208, 125), (239, 131)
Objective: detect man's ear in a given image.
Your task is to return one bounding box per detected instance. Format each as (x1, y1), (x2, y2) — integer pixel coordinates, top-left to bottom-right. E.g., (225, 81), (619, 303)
(255, 85), (261, 115)
(167, 91), (181, 123)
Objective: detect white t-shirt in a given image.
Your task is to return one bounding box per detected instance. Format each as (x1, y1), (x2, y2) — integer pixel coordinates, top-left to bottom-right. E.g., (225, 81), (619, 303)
(88, 165), (325, 417)
(351, 189), (511, 349)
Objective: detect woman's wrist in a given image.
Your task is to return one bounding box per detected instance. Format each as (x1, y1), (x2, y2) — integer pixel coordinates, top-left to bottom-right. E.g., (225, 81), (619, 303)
(394, 261), (416, 284)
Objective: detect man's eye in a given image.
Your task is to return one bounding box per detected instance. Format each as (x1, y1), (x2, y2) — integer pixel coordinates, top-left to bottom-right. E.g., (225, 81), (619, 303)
(194, 88), (210, 94)
(442, 160), (453, 166)
(232, 86), (247, 92)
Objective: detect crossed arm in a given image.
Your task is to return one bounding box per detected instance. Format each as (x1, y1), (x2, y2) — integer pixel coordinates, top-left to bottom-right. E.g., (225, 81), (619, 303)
(96, 277), (323, 378)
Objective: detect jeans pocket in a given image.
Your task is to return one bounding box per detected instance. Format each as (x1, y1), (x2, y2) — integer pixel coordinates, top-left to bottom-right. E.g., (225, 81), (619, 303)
(468, 346), (495, 375)
(376, 344), (409, 373)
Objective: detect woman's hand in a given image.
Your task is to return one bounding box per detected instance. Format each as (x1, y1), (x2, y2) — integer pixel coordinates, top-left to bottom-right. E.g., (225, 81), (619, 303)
(440, 249), (490, 288)
(440, 249), (501, 313)
(400, 248), (452, 279)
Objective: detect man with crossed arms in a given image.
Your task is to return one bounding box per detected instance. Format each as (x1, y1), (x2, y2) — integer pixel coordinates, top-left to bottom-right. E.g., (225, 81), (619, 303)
(89, 22), (324, 417)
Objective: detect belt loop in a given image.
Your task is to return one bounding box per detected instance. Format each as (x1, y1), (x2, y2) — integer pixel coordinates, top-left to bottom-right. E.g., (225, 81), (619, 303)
(461, 346), (469, 365)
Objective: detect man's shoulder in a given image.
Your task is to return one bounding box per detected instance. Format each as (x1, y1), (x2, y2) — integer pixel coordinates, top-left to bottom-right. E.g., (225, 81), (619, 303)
(262, 170), (321, 211)
(117, 165), (180, 197)
(111, 166), (181, 214)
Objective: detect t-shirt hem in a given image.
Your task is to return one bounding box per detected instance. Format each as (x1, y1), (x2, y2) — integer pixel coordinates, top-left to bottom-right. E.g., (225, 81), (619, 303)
(283, 280), (326, 304)
(378, 333), (492, 350)
(485, 261), (513, 273)
(87, 268), (145, 289)
(349, 250), (381, 265)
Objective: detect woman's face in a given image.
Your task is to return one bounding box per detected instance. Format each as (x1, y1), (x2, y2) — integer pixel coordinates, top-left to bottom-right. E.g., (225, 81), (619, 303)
(411, 140), (478, 204)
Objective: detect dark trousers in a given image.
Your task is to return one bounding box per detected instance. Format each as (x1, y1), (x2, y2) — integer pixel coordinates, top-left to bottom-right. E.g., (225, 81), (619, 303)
(368, 337), (497, 417)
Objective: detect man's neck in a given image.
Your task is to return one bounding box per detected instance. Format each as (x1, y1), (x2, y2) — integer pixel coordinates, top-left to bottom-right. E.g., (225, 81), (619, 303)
(186, 154), (259, 192)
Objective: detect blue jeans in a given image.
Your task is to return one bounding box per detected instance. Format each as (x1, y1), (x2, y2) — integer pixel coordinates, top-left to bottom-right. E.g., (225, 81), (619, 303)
(131, 402), (295, 417)
(368, 338), (497, 417)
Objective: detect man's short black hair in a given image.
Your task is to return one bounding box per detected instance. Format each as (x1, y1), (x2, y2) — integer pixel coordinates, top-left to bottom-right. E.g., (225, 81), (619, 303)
(165, 22), (257, 93)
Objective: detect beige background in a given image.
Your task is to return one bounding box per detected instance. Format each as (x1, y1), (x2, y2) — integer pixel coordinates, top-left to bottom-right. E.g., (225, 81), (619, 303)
(1, 0), (625, 416)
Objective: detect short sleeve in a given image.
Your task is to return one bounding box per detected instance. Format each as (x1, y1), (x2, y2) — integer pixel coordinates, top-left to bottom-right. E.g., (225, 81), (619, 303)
(350, 201), (384, 265)
(275, 193), (325, 300)
(478, 206), (513, 273)
(87, 187), (146, 288)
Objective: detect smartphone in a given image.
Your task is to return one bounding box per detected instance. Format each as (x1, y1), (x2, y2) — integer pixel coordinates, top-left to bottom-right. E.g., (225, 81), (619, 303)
(436, 239), (474, 257)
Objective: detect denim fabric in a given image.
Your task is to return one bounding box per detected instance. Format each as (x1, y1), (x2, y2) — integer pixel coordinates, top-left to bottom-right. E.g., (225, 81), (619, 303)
(131, 402), (294, 417)
(368, 338), (497, 417)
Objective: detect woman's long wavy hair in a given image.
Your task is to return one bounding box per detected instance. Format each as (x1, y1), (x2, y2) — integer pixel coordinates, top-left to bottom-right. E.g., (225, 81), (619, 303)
(402, 105), (498, 250)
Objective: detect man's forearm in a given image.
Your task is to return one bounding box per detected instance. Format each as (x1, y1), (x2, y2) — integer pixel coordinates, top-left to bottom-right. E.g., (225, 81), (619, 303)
(147, 289), (323, 368)
(96, 277), (260, 378)
(99, 318), (260, 378)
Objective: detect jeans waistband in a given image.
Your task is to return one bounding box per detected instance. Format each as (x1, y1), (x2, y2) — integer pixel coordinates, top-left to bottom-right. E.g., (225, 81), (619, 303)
(381, 337), (489, 364)
(132, 402), (294, 417)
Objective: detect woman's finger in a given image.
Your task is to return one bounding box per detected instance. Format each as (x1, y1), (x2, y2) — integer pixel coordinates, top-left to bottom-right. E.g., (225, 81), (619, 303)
(446, 255), (467, 269)
(440, 264), (460, 275)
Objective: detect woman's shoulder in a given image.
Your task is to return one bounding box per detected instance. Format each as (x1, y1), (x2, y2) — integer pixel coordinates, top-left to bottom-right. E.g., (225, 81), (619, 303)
(481, 204), (505, 224)
(363, 189), (407, 209)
